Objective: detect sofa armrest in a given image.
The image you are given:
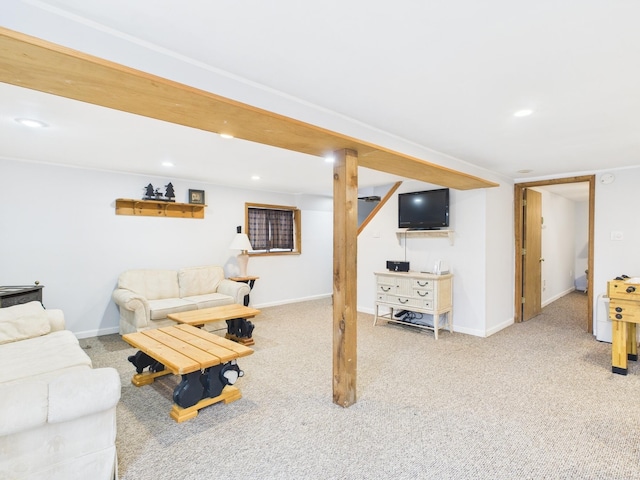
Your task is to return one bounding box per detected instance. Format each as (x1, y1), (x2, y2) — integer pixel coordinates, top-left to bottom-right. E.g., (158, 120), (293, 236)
(217, 279), (251, 304)
(48, 368), (121, 424)
(0, 380), (48, 436)
(0, 368), (121, 437)
(112, 288), (149, 314)
(46, 309), (65, 332)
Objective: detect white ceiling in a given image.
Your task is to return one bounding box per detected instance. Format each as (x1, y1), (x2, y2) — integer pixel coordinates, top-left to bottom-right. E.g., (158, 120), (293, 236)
(4, 0), (637, 200)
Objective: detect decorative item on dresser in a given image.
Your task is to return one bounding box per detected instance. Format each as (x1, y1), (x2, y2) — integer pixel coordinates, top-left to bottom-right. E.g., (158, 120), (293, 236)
(0, 283), (44, 308)
(373, 271), (453, 339)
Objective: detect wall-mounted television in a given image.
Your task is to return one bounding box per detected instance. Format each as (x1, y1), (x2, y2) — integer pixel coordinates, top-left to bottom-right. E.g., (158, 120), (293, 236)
(398, 188), (449, 230)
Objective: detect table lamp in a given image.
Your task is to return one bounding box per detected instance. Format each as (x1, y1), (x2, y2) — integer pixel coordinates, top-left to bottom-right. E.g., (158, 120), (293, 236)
(229, 226), (253, 277)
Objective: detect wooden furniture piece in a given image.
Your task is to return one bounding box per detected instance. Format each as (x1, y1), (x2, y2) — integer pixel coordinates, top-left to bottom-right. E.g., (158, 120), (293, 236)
(0, 285), (44, 307)
(168, 304), (261, 346)
(608, 277), (640, 375)
(374, 271), (453, 339)
(122, 324), (253, 422)
(395, 229), (455, 245)
(115, 198), (206, 218)
(228, 276), (259, 306)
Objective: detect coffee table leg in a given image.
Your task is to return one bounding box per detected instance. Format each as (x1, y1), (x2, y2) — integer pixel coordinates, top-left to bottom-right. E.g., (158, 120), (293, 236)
(225, 317), (255, 345)
(173, 371), (205, 408)
(169, 362), (246, 422)
(203, 361), (245, 399)
(128, 351), (165, 374)
(128, 350), (170, 386)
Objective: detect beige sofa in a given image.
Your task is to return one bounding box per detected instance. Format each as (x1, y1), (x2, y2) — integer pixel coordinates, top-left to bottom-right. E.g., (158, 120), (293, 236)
(0, 301), (120, 480)
(112, 265), (250, 334)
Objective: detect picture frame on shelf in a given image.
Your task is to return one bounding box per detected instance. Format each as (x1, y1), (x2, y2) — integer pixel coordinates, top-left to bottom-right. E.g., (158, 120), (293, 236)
(188, 189), (205, 205)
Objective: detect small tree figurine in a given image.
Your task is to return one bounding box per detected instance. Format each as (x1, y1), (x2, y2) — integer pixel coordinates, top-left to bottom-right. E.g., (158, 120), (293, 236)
(165, 182), (176, 202)
(143, 183), (154, 200)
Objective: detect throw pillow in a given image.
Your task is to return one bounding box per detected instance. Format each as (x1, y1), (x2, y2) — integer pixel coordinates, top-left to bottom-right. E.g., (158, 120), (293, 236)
(0, 313), (51, 345)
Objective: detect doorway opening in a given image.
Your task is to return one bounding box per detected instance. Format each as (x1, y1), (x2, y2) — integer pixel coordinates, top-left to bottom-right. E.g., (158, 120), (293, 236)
(514, 175), (595, 332)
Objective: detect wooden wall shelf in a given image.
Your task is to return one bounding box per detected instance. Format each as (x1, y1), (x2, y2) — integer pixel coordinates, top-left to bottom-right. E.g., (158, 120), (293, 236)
(396, 229), (454, 245)
(115, 198), (206, 219)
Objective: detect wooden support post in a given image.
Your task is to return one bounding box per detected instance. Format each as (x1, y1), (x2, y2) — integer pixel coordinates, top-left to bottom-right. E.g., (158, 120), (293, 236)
(333, 148), (358, 407)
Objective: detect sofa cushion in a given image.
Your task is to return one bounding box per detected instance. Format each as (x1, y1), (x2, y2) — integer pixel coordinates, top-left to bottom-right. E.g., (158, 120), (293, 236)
(118, 269), (179, 300)
(0, 330), (92, 384)
(178, 265), (224, 298)
(182, 293), (235, 309)
(148, 298), (198, 320)
(0, 312), (51, 345)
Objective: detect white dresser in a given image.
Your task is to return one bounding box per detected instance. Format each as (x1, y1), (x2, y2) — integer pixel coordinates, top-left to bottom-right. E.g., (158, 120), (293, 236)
(373, 271), (453, 339)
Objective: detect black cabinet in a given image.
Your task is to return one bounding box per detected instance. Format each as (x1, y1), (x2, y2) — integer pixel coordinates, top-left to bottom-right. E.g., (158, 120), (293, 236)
(0, 285), (44, 308)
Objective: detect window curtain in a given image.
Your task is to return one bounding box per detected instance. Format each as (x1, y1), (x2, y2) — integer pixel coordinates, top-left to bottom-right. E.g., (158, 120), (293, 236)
(269, 209), (294, 250)
(248, 208), (294, 251)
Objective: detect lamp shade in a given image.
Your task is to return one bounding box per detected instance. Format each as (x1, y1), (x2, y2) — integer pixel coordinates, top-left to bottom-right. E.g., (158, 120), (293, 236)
(229, 233), (252, 251)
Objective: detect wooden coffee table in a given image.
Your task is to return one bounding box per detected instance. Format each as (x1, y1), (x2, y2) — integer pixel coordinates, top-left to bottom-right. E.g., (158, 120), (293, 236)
(122, 324), (253, 422)
(167, 304), (261, 346)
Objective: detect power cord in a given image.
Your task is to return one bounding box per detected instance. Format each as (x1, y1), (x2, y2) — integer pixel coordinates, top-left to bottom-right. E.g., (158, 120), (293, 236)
(400, 311), (424, 324)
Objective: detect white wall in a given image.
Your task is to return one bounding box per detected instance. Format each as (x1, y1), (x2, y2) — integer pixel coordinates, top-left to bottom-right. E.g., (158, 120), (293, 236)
(574, 200), (589, 289)
(484, 182), (515, 335)
(593, 167), (640, 307)
(0, 158), (333, 337)
(533, 188), (577, 306)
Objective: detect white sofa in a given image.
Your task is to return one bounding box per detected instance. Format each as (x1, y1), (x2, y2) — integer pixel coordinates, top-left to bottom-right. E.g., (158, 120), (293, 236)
(112, 265), (250, 334)
(0, 301), (121, 480)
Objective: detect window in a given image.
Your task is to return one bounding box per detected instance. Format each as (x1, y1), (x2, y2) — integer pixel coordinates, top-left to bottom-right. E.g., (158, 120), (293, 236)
(245, 203), (301, 255)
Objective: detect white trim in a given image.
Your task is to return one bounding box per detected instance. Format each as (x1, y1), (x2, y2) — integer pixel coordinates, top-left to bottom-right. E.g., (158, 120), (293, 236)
(541, 287), (575, 308)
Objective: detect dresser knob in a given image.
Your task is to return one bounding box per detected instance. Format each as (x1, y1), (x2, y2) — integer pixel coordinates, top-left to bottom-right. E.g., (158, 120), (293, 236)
(616, 307), (623, 313)
(627, 286), (636, 293)
(616, 314), (623, 319)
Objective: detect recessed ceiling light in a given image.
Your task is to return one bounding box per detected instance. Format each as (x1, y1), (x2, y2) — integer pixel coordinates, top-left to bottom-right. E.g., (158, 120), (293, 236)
(251, 175), (260, 181)
(15, 118), (48, 128)
(517, 169), (533, 174)
(161, 161), (174, 167)
(513, 109), (533, 118)
(220, 133), (234, 139)
(324, 155), (335, 163)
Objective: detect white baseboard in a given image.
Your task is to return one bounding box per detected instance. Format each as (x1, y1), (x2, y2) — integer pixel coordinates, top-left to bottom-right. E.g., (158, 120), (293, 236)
(542, 287), (575, 308)
(75, 326), (120, 339)
(483, 317), (515, 337)
(253, 293), (332, 309)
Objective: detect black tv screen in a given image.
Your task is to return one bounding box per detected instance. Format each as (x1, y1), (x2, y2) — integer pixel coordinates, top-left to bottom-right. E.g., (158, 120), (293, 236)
(398, 188), (449, 230)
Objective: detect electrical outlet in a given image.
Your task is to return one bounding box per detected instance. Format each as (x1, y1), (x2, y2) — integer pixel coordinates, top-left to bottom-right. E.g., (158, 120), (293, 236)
(611, 231), (624, 241)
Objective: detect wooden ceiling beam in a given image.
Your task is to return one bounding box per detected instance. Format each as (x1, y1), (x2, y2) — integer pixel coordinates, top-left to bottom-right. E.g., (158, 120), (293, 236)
(0, 27), (498, 190)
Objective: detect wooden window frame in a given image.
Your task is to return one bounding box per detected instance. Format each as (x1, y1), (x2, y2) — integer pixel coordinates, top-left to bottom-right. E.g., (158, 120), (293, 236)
(245, 202), (301, 256)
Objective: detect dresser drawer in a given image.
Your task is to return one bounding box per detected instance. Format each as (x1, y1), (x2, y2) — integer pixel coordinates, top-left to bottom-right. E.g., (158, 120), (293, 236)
(414, 289), (433, 300)
(386, 296), (413, 307)
(414, 299), (433, 311)
(412, 279), (433, 290)
(609, 299), (640, 323)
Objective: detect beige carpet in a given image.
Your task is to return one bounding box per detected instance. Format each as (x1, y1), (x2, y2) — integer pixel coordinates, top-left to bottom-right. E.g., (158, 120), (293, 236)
(81, 292), (640, 479)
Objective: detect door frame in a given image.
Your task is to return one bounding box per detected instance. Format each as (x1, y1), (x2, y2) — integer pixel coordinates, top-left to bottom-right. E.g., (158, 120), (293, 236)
(514, 175), (595, 331)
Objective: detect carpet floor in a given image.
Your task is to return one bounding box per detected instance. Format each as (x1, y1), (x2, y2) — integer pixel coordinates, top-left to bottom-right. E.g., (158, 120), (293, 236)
(80, 292), (640, 479)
